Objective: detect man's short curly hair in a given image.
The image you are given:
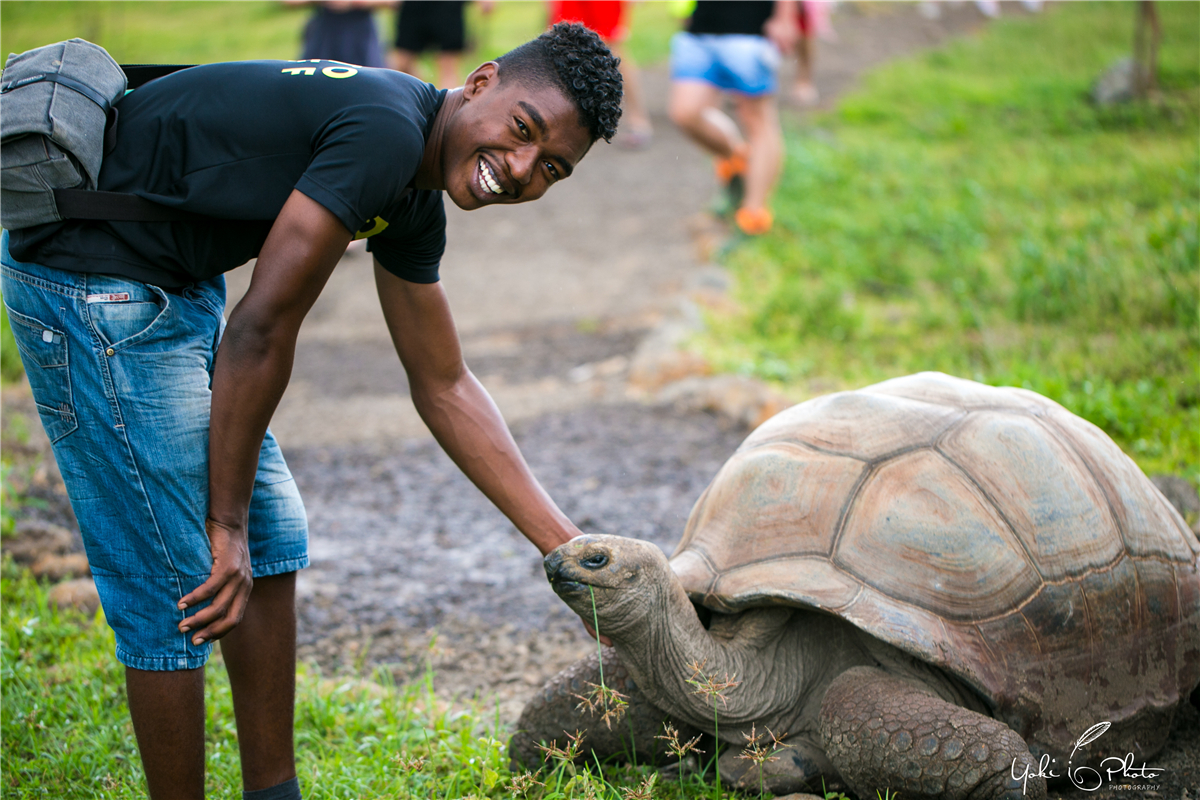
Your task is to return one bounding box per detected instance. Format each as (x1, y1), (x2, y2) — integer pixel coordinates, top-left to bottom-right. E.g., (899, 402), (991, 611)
(496, 22), (623, 143)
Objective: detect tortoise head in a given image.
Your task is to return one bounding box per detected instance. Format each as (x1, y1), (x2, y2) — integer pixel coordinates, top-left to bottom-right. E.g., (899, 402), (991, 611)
(544, 534), (671, 637)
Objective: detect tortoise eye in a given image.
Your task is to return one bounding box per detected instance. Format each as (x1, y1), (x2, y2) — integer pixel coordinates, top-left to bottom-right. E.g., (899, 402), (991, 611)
(581, 553), (609, 570)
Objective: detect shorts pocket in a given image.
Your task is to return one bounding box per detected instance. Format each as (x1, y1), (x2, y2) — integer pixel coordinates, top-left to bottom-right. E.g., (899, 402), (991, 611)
(85, 281), (169, 351)
(3, 304), (78, 442)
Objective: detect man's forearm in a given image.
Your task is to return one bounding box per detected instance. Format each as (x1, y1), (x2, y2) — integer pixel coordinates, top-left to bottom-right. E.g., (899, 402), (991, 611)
(207, 313), (296, 530)
(205, 190), (350, 530)
(411, 367), (580, 556)
(375, 266), (581, 556)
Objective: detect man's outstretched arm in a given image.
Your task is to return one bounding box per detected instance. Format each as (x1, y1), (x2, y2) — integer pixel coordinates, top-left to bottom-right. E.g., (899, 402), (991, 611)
(178, 190), (352, 644)
(374, 262), (583, 556)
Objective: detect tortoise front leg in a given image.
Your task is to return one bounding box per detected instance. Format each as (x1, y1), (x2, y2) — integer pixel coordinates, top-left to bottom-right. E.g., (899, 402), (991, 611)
(818, 666), (1046, 800)
(510, 647), (694, 770)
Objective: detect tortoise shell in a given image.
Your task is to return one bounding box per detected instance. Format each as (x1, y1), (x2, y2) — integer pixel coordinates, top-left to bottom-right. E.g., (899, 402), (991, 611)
(671, 372), (1200, 763)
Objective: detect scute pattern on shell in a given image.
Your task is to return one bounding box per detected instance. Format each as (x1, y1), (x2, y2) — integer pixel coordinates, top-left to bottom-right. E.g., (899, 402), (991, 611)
(670, 372), (1200, 765)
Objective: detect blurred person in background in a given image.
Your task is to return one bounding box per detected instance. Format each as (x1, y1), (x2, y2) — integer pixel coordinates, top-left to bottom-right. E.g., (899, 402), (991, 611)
(390, 0), (489, 89)
(791, 1), (835, 106)
(1, 23), (621, 800)
(548, 0), (654, 149)
(667, 0), (798, 237)
(290, 0), (391, 67)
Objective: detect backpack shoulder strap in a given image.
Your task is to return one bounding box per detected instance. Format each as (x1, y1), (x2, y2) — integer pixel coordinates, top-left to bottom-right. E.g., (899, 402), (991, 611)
(120, 64), (196, 90)
(0, 71), (114, 112)
(54, 189), (207, 223)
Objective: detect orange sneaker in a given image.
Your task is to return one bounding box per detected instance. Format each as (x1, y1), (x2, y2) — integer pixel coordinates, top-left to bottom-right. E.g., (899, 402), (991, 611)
(735, 207), (773, 236)
(714, 151), (748, 184)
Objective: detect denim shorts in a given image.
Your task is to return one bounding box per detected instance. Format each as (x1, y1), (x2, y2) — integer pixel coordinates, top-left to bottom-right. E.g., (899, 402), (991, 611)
(669, 32), (781, 96)
(1, 232), (308, 671)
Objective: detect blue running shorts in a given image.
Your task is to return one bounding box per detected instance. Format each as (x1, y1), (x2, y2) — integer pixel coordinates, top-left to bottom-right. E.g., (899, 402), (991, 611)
(669, 32), (782, 96)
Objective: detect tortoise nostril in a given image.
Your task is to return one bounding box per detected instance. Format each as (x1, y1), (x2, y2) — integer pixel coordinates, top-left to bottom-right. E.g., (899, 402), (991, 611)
(581, 553), (609, 570)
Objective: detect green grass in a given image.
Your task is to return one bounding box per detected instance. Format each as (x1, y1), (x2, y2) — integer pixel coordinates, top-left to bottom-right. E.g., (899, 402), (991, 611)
(0, 1), (312, 65)
(1, 534), (880, 796)
(3, 554), (466, 797)
(2, 556), (762, 798)
(0, 302), (21, 386)
(704, 0), (1200, 483)
(466, 1), (679, 68)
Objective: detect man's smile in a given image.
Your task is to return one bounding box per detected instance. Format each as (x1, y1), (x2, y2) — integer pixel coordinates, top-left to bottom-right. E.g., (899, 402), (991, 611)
(478, 157), (506, 196)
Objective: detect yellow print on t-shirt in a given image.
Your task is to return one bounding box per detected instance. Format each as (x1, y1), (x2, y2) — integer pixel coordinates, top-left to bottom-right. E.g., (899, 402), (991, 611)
(281, 59), (359, 79)
(354, 217), (389, 240)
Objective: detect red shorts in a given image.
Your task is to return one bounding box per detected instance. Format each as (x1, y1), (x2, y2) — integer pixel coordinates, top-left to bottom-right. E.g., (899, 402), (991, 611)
(797, 2), (812, 37)
(548, 0), (629, 43)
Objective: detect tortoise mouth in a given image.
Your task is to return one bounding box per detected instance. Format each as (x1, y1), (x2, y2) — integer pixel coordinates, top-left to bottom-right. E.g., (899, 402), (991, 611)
(545, 549), (599, 596)
(549, 576), (591, 596)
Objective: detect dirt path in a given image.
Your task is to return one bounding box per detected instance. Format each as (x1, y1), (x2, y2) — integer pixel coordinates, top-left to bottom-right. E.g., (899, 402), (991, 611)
(5, 4), (1196, 797)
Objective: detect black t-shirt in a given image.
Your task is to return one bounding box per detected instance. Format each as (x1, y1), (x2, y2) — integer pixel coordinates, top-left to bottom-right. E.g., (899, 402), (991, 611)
(687, 1), (775, 36)
(8, 59), (448, 287)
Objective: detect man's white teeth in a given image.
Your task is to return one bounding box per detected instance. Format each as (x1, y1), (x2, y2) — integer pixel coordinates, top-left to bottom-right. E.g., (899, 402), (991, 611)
(479, 160), (503, 194)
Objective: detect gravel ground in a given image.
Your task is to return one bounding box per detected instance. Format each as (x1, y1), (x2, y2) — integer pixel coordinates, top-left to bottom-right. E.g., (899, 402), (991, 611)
(289, 402), (748, 721)
(4, 3), (1196, 797)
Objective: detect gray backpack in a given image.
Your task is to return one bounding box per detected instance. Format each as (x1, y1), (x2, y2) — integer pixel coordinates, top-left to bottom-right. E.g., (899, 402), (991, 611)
(1, 39), (197, 229)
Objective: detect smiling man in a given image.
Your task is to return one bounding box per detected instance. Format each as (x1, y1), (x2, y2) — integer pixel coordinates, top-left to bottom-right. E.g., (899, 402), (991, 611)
(0, 23), (621, 800)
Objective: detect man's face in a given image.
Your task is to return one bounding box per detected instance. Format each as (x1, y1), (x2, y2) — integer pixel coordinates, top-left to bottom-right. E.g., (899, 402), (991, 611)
(440, 63), (592, 211)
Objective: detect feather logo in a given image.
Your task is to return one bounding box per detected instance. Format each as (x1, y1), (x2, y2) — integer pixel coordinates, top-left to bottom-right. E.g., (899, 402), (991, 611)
(1072, 721), (1111, 753)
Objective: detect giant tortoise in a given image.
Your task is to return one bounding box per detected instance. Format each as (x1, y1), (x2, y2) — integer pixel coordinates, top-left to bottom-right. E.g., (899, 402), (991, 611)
(512, 372), (1200, 799)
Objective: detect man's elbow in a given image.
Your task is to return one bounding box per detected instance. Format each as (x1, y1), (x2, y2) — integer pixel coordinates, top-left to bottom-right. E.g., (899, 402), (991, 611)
(408, 361), (472, 412)
(221, 307), (300, 365)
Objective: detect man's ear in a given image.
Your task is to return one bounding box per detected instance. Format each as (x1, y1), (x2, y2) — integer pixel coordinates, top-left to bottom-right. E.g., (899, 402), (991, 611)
(462, 61), (500, 100)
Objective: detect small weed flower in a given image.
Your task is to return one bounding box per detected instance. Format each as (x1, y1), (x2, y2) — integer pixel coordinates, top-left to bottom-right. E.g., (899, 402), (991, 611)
(685, 659), (740, 708)
(573, 680), (630, 729)
(579, 777), (603, 800)
(656, 722), (704, 759)
(620, 772), (658, 799)
(685, 659), (740, 800)
(391, 751), (427, 772)
(507, 770), (544, 796)
(536, 729), (586, 766)
(738, 724), (789, 798)
(737, 723), (789, 767)
(658, 721), (704, 794)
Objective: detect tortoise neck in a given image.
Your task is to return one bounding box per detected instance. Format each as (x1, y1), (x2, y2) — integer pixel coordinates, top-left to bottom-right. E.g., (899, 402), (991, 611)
(610, 577), (766, 734)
